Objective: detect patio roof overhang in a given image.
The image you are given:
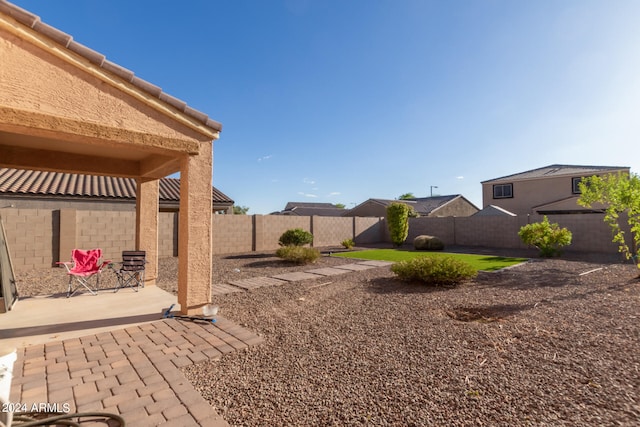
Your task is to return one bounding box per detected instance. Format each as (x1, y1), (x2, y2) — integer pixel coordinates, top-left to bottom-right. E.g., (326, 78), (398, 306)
(0, 0), (221, 314)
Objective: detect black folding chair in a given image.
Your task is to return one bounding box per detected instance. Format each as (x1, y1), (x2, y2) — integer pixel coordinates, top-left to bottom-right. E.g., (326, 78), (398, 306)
(112, 250), (146, 292)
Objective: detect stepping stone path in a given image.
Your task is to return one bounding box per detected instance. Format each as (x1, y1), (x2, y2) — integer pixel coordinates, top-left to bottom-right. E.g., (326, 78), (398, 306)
(219, 261), (393, 295)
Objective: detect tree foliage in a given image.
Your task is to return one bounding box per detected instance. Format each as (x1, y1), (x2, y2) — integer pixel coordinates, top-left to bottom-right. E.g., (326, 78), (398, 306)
(398, 193), (415, 200)
(233, 205), (250, 215)
(278, 228), (313, 247)
(518, 216), (572, 257)
(578, 172), (640, 268)
(387, 202), (411, 247)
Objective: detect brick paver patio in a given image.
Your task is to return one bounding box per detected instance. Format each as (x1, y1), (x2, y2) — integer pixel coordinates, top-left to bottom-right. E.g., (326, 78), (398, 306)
(10, 317), (261, 426)
(7, 260), (392, 426)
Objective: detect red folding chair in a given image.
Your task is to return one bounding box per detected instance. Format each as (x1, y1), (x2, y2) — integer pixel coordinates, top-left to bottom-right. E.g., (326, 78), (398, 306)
(57, 249), (111, 297)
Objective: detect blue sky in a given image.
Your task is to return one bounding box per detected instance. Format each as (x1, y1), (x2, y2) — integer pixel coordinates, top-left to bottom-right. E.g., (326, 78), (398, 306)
(11, 0), (640, 214)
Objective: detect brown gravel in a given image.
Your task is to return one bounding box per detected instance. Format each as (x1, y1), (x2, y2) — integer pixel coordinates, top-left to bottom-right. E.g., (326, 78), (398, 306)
(14, 247), (640, 426)
(182, 250), (640, 427)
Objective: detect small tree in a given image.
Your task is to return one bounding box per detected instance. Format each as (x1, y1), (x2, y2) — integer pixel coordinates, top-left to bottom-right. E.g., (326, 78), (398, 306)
(518, 216), (572, 257)
(233, 205), (250, 215)
(578, 172), (640, 270)
(398, 192), (415, 200)
(387, 202), (411, 247)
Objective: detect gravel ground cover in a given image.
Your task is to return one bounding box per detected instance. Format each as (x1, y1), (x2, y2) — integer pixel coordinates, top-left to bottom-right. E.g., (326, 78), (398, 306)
(180, 250), (640, 427)
(14, 247), (640, 426)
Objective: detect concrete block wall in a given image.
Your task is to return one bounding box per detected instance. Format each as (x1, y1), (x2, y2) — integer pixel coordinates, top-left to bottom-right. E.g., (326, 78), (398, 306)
(312, 216), (353, 247)
(260, 215), (311, 251)
(405, 214), (628, 254)
(159, 212), (178, 257)
(212, 214), (253, 254)
(76, 210), (136, 262)
(408, 217), (456, 245)
(354, 217), (385, 244)
(2, 207), (631, 273)
(544, 214), (626, 253)
(0, 209), (54, 270)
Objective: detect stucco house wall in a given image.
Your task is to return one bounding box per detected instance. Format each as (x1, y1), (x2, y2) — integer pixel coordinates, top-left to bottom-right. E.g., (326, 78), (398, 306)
(427, 197), (478, 217)
(347, 200), (389, 218)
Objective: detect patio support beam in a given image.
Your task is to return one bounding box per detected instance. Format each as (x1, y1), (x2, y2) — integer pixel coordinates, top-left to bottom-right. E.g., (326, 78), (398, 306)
(135, 179), (159, 286)
(177, 142), (213, 315)
(0, 144), (139, 177)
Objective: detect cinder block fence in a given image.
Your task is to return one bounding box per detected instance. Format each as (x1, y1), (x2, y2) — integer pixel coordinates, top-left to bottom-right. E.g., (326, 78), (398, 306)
(0, 208), (630, 272)
(0, 209), (384, 271)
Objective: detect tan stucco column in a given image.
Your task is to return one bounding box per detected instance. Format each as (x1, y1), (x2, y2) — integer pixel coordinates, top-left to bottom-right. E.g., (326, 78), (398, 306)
(136, 179), (159, 286)
(178, 142), (213, 315)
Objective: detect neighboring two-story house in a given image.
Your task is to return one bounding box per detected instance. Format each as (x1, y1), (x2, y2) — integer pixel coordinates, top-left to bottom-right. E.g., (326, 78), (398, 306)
(481, 164), (630, 216)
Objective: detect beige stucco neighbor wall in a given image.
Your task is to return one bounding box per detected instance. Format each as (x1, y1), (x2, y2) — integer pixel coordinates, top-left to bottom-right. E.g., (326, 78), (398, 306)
(430, 199), (478, 217)
(482, 176), (575, 215)
(481, 171), (628, 216)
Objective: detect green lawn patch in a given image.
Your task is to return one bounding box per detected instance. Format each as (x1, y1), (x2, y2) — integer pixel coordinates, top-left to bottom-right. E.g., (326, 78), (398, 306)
(332, 249), (527, 272)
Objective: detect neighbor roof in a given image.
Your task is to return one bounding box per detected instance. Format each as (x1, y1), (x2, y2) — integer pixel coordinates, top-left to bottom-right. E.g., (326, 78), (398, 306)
(404, 195), (467, 215)
(0, 0), (221, 132)
(0, 168), (233, 204)
(363, 195), (465, 216)
(275, 202), (345, 216)
(482, 164), (629, 184)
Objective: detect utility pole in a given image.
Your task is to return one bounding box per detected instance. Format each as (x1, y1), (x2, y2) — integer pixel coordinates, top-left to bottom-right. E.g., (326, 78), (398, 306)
(430, 186), (438, 197)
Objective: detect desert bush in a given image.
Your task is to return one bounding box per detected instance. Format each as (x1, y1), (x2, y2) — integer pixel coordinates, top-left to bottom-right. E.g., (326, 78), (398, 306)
(276, 246), (320, 264)
(387, 202), (411, 247)
(518, 216), (572, 257)
(278, 228), (313, 247)
(341, 238), (355, 249)
(391, 256), (477, 286)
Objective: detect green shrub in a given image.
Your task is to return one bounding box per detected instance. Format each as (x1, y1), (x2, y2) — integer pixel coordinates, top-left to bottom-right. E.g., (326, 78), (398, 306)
(276, 246), (321, 264)
(341, 238), (355, 250)
(391, 256), (477, 286)
(278, 228), (313, 247)
(387, 202), (411, 247)
(518, 216), (572, 257)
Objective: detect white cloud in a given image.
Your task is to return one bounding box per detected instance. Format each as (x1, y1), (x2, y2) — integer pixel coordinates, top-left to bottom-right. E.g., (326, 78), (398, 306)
(456, 176), (464, 180)
(327, 192), (341, 197)
(297, 192), (318, 198)
(257, 155), (273, 162)
(303, 178), (316, 185)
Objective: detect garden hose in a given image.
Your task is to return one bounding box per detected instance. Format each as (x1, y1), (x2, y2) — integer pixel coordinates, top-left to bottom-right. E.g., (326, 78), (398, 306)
(10, 411), (125, 426)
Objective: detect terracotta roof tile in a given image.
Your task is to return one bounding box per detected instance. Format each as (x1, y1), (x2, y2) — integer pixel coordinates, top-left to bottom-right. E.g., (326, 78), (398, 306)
(0, 168), (233, 204)
(0, 0), (222, 132)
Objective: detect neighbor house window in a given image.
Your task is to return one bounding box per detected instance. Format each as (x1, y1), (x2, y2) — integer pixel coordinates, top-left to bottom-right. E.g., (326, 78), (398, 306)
(493, 183), (513, 199)
(572, 177), (583, 194)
